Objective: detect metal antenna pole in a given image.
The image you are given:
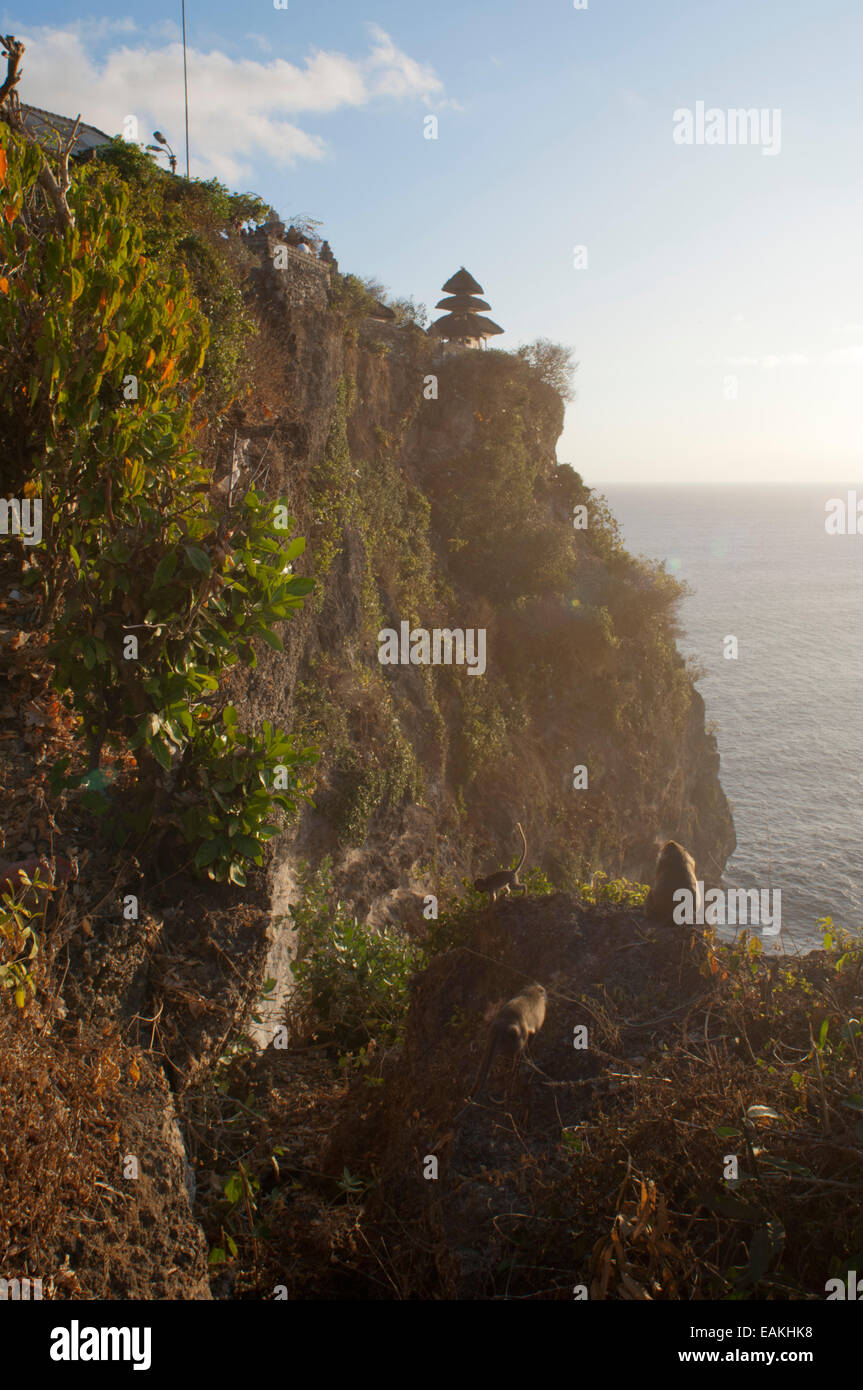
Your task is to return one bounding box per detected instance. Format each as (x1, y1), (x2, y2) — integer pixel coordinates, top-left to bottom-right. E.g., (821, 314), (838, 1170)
(181, 0), (190, 177)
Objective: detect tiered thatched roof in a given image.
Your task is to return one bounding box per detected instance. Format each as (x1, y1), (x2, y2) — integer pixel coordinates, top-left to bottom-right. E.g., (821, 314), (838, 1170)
(429, 268), (503, 343)
(435, 293), (492, 312)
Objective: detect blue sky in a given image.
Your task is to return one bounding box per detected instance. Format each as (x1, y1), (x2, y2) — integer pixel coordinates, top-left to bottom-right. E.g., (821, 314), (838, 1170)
(7, 1), (863, 483)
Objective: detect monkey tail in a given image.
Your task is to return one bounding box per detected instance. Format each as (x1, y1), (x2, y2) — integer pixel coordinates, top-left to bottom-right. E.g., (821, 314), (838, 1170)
(514, 821), (527, 874)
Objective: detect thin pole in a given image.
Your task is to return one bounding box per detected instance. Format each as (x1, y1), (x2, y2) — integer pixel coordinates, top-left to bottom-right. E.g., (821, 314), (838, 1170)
(181, 0), (190, 177)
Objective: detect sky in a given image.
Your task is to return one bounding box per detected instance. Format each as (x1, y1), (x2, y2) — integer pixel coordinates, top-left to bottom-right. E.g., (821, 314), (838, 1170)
(5, 0), (863, 485)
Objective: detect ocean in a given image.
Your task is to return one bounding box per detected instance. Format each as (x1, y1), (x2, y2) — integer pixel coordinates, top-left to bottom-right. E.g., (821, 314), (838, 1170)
(603, 486), (863, 952)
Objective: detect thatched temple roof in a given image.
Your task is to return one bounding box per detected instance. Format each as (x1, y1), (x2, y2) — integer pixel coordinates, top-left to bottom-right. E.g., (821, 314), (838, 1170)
(441, 267), (485, 295)
(435, 293), (492, 312)
(431, 267), (503, 342)
(428, 266), (500, 343)
(428, 312), (504, 339)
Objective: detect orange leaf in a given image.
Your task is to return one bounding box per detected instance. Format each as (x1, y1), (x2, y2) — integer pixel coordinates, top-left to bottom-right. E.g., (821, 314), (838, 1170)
(166, 298), (175, 316)
(0, 149), (6, 185)
(160, 357), (175, 382)
(99, 291), (107, 308)
(0, 278), (8, 294)
(4, 204), (16, 224)
(145, 348), (155, 369)
(96, 331), (108, 351)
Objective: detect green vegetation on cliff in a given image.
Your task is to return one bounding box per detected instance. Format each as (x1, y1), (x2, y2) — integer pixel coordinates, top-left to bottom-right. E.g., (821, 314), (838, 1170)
(294, 326), (704, 880)
(0, 125), (315, 885)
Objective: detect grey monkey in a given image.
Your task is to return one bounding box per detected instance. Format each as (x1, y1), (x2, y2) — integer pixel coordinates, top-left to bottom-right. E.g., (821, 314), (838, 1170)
(473, 823), (527, 904)
(645, 840), (699, 925)
(471, 983), (547, 1099)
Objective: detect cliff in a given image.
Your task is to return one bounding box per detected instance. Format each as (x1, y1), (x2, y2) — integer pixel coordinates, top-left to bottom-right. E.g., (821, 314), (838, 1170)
(0, 143), (741, 1300)
(231, 233), (736, 914)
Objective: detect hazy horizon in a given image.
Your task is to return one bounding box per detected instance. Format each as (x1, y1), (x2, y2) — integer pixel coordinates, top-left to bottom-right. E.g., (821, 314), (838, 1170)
(600, 480), (863, 488)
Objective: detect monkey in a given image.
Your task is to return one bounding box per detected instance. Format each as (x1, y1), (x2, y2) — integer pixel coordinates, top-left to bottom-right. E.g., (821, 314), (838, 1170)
(471, 983), (547, 1100)
(645, 840), (700, 925)
(473, 822), (528, 904)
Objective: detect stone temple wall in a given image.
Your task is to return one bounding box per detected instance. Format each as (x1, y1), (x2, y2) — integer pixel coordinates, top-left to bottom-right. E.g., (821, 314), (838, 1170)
(242, 226), (331, 311)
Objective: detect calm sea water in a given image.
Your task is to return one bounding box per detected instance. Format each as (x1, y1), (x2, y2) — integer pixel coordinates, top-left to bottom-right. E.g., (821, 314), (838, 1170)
(604, 486), (863, 951)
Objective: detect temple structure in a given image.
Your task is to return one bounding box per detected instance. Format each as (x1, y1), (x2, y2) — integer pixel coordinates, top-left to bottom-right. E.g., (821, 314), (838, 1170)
(429, 268), (503, 349)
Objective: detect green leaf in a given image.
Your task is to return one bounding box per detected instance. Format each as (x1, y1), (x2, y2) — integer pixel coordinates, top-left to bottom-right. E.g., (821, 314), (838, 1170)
(185, 544), (212, 575)
(151, 551), (179, 589)
(258, 627), (283, 652)
(745, 1229), (772, 1286)
(194, 839), (222, 868)
(149, 737), (173, 770)
(235, 834), (263, 858)
(763, 1157), (811, 1177)
(223, 1175), (242, 1204)
(48, 754), (72, 793)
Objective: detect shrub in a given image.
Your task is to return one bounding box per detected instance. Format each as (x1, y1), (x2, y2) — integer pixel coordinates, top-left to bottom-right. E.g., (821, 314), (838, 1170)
(329, 273), (382, 324)
(288, 859), (422, 1054)
(515, 337), (578, 400)
(0, 124), (316, 878)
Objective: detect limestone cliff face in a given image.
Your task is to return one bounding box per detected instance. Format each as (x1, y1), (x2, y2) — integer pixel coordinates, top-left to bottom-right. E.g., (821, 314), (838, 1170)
(96, 253), (734, 1067)
(6, 244), (735, 1301)
(222, 261), (736, 967)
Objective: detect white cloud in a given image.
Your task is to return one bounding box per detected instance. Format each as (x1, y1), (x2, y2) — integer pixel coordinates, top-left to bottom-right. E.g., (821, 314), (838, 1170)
(16, 24), (443, 182)
(245, 33), (274, 56)
(365, 25), (441, 99)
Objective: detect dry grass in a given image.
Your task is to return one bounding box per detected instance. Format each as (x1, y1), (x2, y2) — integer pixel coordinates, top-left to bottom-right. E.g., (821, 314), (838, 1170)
(0, 935), (126, 1297)
(307, 908), (863, 1300)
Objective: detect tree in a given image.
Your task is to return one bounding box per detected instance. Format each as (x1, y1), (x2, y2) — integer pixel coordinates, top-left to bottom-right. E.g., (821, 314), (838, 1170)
(515, 338), (578, 401)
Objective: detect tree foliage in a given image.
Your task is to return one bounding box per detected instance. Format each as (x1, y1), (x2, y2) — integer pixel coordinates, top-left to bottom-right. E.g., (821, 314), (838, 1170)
(515, 337), (578, 401)
(0, 124), (316, 882)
